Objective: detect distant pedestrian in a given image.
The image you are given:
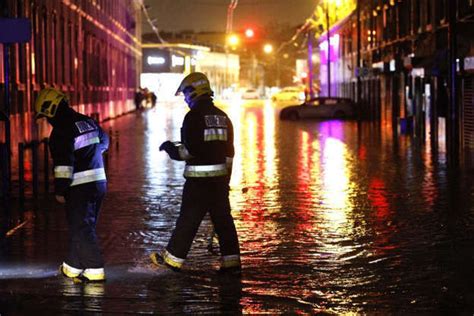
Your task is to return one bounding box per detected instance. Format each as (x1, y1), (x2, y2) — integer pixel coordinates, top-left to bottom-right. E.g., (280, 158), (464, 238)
(150, 92), (157, 107)
(151, 72), (241, 275)
(35, 88), (109, 282)
(134, 88), (144, 111)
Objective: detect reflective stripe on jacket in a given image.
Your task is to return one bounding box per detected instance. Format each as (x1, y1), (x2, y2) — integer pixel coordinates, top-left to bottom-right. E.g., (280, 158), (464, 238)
(178, 98), (234, 179)
(49, 109), (109, 195)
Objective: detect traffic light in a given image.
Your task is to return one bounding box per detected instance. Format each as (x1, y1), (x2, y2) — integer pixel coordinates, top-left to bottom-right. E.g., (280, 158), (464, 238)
(245, 28), (254, 38)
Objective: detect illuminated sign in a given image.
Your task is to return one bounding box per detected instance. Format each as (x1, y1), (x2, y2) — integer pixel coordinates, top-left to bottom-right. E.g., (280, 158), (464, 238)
(319, 34), (340, 64)
(390, 59), (396, 72)
(147, 56), (166, 65)
(372, 61), (384, 70)
(142, 48), (192, 73)
(464, 56), (474, 71)
(411, 68), (424, 77)
(172, 55), (184, 67)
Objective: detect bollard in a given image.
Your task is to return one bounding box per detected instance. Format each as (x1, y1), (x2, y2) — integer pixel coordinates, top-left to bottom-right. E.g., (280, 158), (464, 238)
(115, 130), (119, 150)
(103, 151), (109, 169)
(18, 142), (25, 201)
(32, 140), (39, 199)
(43, 138), (49, 194)
(108, 128), (113, 145)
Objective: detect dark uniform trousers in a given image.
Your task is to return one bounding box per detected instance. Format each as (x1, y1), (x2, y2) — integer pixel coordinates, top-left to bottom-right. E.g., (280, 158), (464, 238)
(65, 181), (106, 269)
(166, 179), (240, 259)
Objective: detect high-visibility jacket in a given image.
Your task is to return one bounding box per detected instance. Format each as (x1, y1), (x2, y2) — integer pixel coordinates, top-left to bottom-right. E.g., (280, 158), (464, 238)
(49, 110), (109, 196)
(174, 98), (234, 179)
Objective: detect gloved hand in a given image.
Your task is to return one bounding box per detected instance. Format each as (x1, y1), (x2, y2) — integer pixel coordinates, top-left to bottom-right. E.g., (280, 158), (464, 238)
(160, 141), (182, 160)
(159, 140), (174, 152)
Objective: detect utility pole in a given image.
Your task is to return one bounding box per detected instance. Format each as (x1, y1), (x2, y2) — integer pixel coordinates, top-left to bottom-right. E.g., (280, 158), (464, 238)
(356, 0), (361, 105)
(307, 28), (315, 100)
(447, 0), (459, 167)
(226, 0), (238, 34)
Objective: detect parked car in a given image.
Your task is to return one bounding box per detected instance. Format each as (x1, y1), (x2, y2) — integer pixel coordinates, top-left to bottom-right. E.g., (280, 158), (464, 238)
(271, 87), (305, 102)
(241, 88), (260, 99)
(279, 97), (356, 120)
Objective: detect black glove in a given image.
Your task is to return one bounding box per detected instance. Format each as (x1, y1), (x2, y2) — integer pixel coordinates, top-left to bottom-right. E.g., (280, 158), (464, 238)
(159, 141), (182, 160)
(159, 141), (174, 152)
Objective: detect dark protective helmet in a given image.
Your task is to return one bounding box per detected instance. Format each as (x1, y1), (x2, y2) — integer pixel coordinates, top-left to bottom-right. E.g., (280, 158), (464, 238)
(35, 88), (67, 118)
(175, 72), (213, 104)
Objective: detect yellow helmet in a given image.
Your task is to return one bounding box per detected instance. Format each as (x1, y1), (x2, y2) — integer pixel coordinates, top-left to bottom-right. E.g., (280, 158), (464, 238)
(34, 88), (67, 118)
(175, 72), (213, 104)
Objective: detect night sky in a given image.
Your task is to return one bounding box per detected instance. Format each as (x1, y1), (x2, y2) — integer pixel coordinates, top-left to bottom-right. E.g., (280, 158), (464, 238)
(143, 0), (316, 33)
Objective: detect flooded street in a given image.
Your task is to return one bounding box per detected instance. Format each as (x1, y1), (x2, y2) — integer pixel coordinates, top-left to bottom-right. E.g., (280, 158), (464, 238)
(1, 99), (474, 314)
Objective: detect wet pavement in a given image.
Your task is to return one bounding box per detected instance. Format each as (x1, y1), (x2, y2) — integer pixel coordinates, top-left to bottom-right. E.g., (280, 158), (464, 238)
(1, 99), (474, 314)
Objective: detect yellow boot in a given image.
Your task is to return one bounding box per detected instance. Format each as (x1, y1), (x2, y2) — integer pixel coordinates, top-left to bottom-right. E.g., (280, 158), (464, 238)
(82, 267), (106, 282)
(59, 262), (83, 279)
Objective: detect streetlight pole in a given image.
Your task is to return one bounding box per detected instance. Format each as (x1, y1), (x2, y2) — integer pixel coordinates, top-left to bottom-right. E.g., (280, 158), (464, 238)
(276, 60), (281, 88)
(307, 28), (314, 100)
(326, 1), (331, 97)
(356, 0), (361, 105)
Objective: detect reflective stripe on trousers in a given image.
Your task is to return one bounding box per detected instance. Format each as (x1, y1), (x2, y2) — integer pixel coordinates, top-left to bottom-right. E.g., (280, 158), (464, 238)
(184, 164), (228, 177)
(162, 249), (185, 269)
(70, 168), (106, 186)
(221, 254), (241, 268)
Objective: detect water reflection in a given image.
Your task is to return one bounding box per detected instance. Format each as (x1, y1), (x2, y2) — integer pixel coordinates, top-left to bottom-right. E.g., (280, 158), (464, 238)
(2, 100), (474, 314)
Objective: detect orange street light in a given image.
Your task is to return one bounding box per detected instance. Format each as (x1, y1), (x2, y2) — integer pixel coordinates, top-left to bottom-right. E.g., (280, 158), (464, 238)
(263, 43), (273, 54)
(226, 34), (240, 47)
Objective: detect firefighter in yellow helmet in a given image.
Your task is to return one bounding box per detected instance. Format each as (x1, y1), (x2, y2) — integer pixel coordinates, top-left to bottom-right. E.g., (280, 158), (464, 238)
(150, 72), (241, 274)
(35, 88), (109, 282)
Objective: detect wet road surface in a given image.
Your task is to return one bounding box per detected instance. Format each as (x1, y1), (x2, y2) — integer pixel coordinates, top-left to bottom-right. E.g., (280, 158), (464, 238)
(1, 99), (474, 314)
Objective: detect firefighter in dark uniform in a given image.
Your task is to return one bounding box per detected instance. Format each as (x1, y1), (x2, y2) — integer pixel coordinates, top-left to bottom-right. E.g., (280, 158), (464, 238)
(150, 72), (241, 274)
(35, 88), (109, 281)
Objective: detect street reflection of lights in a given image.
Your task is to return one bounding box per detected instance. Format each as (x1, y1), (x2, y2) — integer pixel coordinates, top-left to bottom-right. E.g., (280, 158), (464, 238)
(83, 283), (105, 297)
(144, 103), (186, 201)
(323, 140), (349, 207)
(263, 100), (277, 182)
(226, 99), (244, 186)
(244, 112), (259, 183)
(295, 130), (321, 233)
(320, 136), (354, 232)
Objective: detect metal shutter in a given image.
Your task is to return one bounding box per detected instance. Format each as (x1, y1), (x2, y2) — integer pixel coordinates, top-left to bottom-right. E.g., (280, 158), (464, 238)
(463, 76), (474, 149)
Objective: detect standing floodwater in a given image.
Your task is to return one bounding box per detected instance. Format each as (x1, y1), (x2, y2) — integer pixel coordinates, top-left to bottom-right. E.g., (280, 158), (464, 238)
(1, 99), (474, 314)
